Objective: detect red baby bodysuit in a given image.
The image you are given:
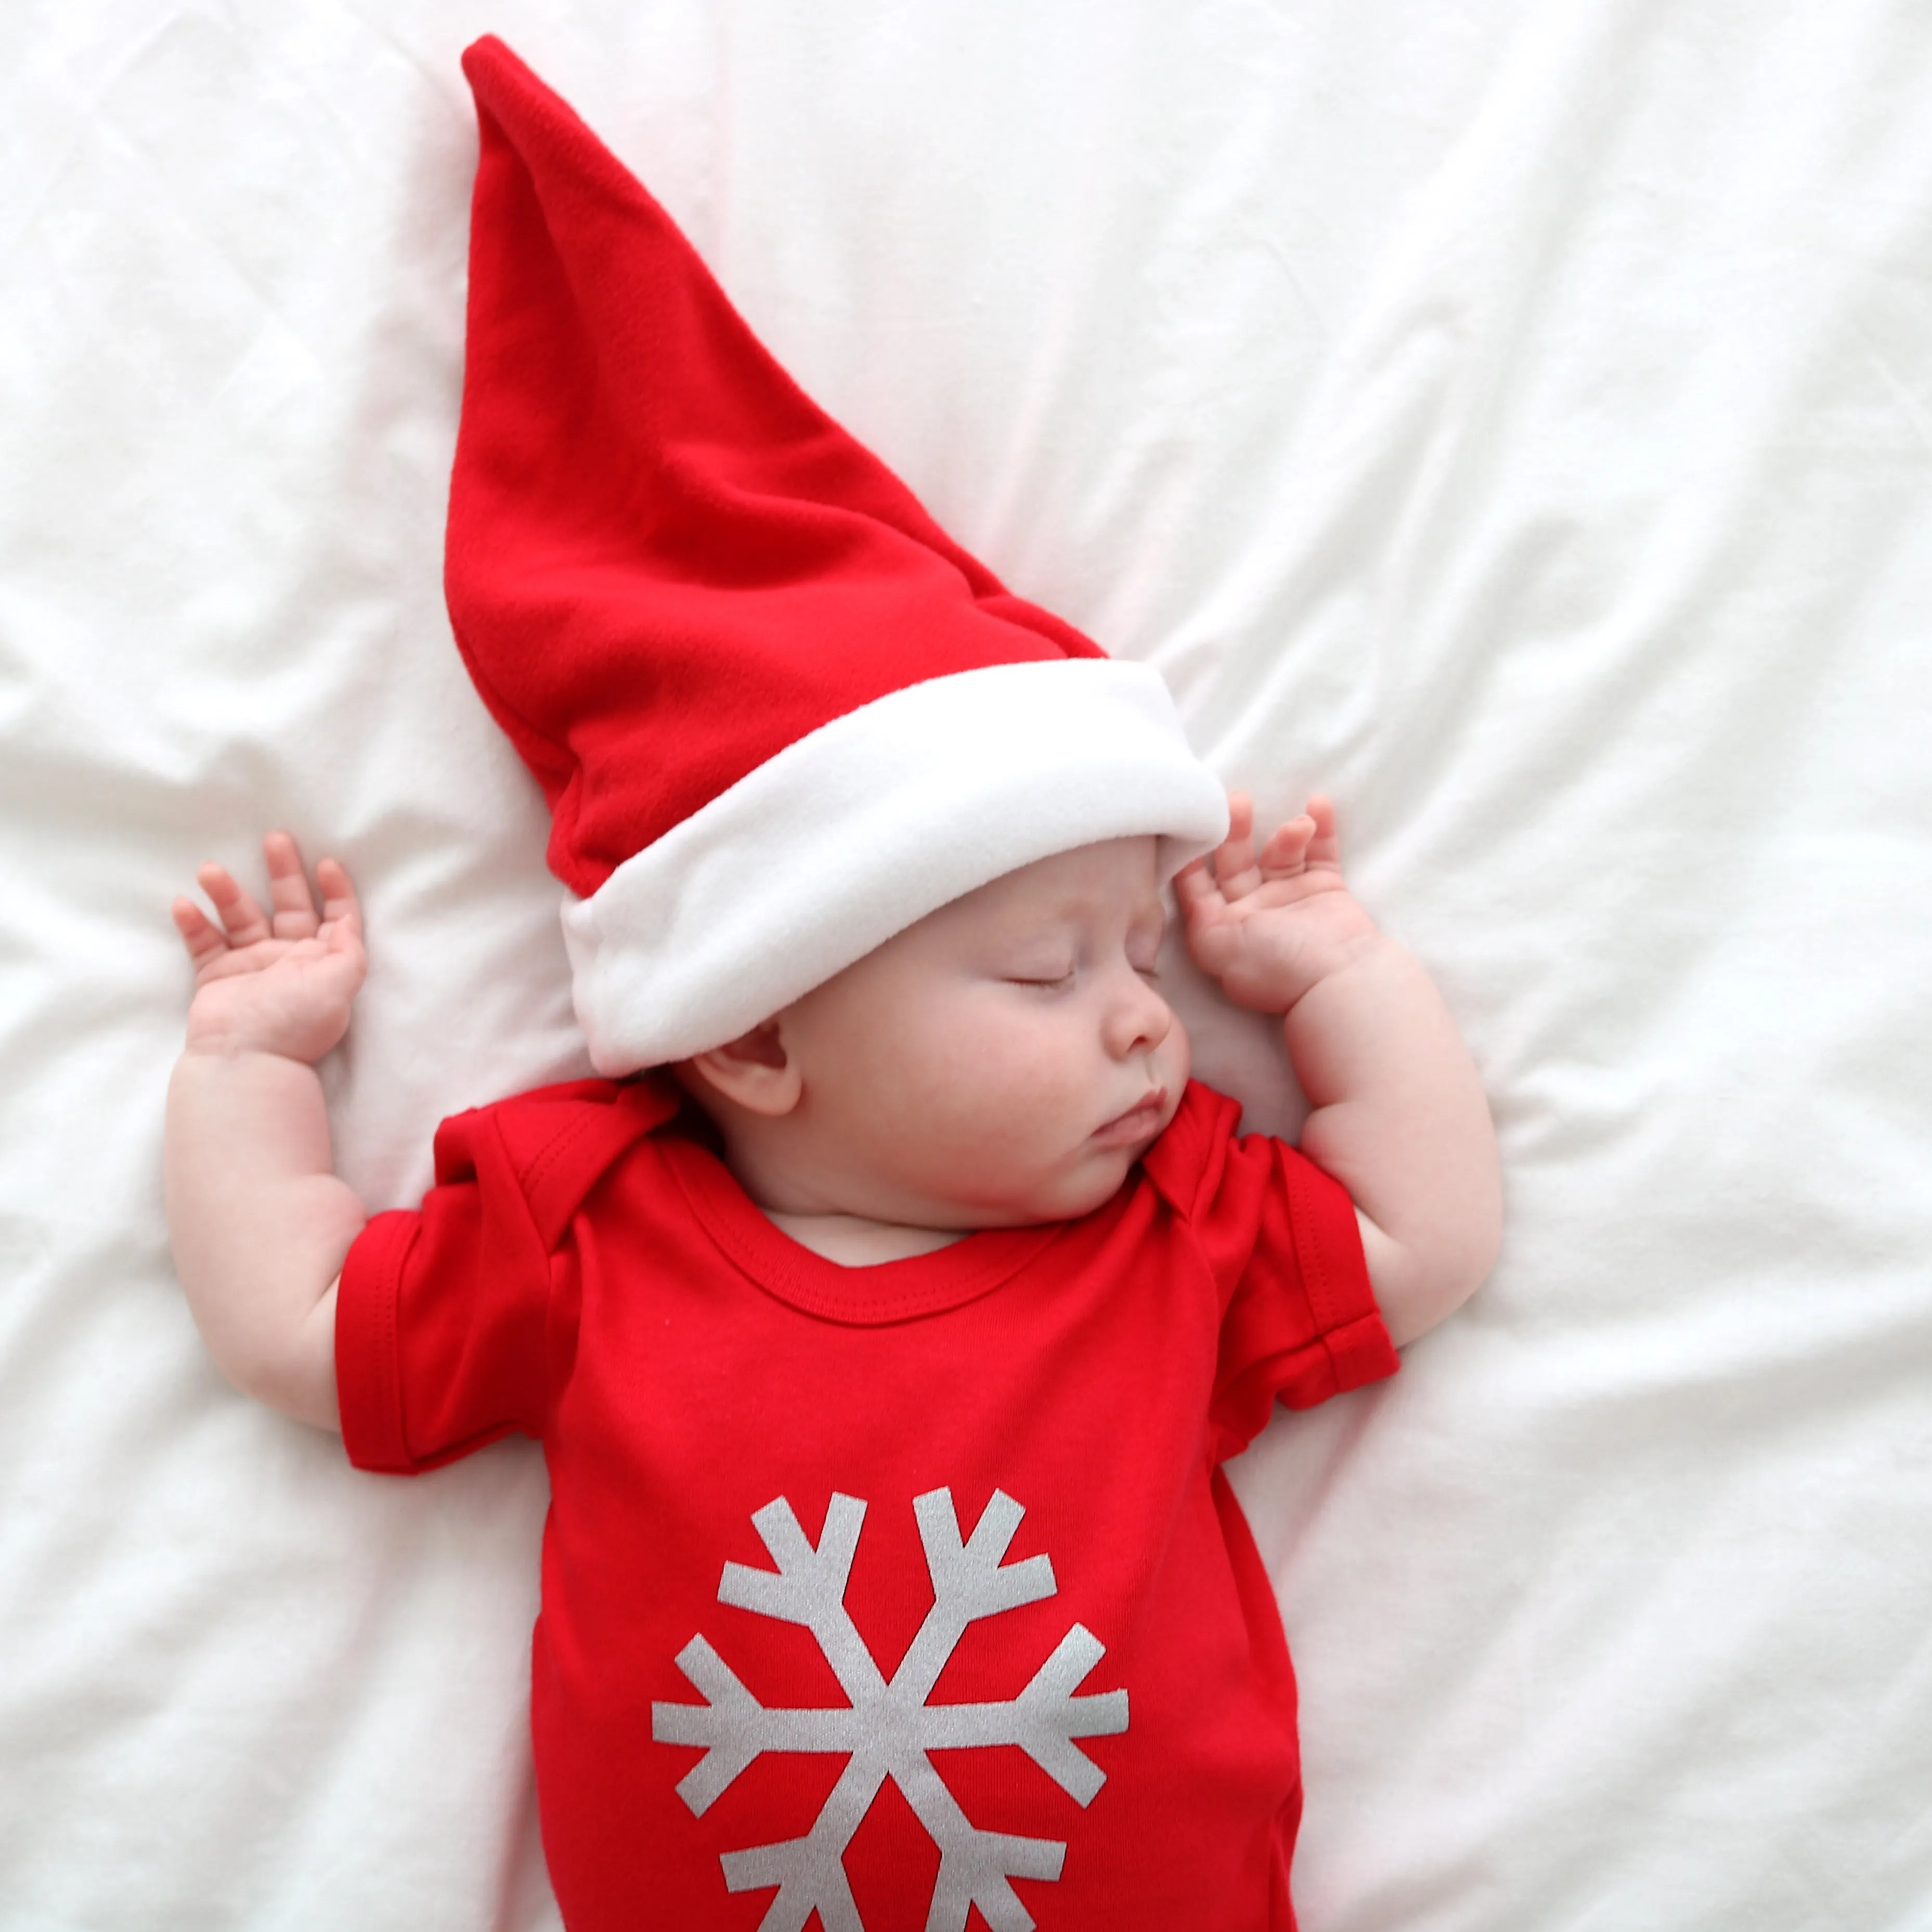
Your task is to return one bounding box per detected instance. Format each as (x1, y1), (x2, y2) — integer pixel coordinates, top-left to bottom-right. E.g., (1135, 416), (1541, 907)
(336, 1075), (1398, 1931)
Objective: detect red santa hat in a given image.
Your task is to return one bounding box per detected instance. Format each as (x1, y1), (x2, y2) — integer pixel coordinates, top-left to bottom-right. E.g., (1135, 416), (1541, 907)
(448, 36), (1228, 1073)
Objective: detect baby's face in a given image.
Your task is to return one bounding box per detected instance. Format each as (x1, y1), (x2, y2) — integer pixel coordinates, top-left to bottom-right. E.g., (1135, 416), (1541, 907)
(778, 836), (1190, 1228)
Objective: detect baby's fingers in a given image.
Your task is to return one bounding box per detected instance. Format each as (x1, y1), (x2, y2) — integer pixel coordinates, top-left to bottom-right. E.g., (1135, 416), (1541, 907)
(1257, 813), (1316, 877)
(196, 862), (275, 947)
(171, 896), (230, 968)
(1173, 855), (1222, 914)
(1300, 793), (1342, 869)
(1257, 796), (1342, 879)
(1208, 792), (1266, 900)
(263, 832), (326, 939)
(313, 855), (362, 940)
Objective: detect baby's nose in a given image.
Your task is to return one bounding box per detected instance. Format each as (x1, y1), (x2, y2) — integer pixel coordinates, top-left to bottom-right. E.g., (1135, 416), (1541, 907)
(1105, 972), (1172, 1056)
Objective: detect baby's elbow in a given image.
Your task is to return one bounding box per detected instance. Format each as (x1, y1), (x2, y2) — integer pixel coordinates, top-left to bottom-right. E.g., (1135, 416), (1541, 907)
(1360, 1210), (1499, 1351)
(218, 1287), (343, 1433)
(237, 1351), (342, 1433)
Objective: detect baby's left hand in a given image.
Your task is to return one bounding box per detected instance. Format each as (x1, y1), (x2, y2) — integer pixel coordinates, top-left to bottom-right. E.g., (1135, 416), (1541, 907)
(1176, 793), (1383, 1013)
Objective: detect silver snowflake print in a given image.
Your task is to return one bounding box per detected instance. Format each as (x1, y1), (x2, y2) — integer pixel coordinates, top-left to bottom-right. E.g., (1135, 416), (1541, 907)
(652, 1485), (1130, 1932)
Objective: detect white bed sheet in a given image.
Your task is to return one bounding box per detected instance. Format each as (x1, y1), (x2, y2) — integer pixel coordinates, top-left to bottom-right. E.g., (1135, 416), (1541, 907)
(4, 2), (1929, 1927)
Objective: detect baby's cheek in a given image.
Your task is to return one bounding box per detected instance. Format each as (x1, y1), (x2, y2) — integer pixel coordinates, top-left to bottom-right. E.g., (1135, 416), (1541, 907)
(892, 1043), (1046, 1165)
(946, 1023), (1058, 1112)
(957, 1071), (1081, 1189)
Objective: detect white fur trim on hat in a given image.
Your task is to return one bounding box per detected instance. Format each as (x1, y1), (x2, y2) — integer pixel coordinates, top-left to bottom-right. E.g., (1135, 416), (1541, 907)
(560, 657), (1228, 1072)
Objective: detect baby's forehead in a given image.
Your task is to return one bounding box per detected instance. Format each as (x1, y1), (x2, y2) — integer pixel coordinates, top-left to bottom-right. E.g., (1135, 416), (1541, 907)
(787, 835), (1168, 1016)
(932, 836), (1167, 935)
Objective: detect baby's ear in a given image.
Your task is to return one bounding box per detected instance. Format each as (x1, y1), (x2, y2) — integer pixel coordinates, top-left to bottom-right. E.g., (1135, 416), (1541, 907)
(684, 1021), (800, 1116)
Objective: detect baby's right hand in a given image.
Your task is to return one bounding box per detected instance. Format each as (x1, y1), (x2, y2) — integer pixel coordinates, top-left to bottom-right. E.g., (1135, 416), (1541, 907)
(172, 833), (366, 1062)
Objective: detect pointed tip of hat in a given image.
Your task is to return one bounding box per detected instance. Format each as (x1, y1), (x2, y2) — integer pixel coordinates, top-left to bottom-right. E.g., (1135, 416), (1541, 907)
(444, 36), (1124, 912)
(460, 34), (537, 114)
(460, 33), (530, 96)
(460, 35), (611, 168)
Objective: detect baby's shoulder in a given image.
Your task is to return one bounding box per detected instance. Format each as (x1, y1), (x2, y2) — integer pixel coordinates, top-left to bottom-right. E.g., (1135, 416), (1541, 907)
(431, 1072), (683, 1247)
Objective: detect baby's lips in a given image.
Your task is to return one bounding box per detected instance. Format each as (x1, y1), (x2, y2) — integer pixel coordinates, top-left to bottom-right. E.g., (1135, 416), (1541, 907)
(1091, 1089), (1168, 1148)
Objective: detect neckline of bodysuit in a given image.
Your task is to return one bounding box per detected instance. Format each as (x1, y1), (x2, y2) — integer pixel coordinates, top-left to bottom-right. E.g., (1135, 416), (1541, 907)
(663, 1138), (1068, 1326)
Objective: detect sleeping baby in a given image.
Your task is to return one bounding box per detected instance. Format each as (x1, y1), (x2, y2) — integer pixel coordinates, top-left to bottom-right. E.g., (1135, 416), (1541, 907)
(163, 36), (1501, 1932)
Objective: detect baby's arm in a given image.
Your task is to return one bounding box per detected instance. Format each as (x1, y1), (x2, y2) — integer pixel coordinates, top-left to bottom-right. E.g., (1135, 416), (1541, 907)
(1177, 795), (1501, 1347)
(164, 834), (368, 1429)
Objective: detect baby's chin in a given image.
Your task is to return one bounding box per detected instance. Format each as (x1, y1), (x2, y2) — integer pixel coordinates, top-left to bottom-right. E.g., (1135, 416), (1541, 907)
(944, 1147), (1146, 1230)
(874, 1100), (1182, 1230)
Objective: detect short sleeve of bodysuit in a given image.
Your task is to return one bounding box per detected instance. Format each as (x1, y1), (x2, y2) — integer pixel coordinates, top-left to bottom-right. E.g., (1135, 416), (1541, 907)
(335, 1078), (671, 1474)
(1144, 1081), (1401, 1464)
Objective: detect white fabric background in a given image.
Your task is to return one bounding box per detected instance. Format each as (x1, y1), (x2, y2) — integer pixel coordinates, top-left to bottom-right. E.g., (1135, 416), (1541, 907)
(3, 2), (1929, 1927)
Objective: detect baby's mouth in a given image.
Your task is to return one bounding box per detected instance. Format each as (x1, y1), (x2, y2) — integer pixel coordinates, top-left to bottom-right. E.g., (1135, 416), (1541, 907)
(1092, 1089), (1168, 1148)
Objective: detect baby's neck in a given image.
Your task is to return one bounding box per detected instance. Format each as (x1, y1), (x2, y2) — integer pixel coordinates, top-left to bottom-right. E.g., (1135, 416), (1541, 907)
(762, 1207), (966, 1267)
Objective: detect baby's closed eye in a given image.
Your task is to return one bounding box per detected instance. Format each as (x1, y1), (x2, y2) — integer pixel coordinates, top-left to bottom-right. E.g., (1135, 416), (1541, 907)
(1004, 965), (1076, 989)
